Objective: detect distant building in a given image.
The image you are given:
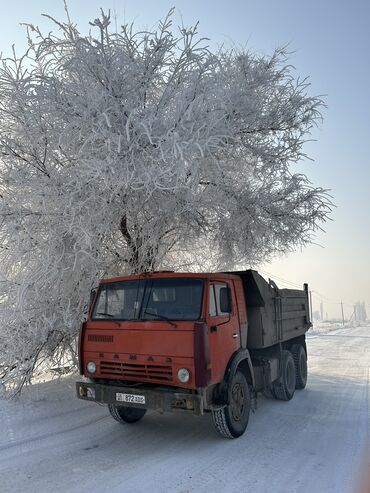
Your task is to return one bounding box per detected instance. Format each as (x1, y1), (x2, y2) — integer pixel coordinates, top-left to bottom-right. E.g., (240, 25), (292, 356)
(354, 302), (367, 322)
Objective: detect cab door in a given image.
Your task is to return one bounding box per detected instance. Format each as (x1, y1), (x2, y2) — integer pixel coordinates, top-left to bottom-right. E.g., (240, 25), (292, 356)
(207, 280), (240, 384)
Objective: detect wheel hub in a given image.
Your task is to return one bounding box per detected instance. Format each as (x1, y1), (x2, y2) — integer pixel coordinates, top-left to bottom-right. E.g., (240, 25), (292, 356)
(231, 383), (245, 421)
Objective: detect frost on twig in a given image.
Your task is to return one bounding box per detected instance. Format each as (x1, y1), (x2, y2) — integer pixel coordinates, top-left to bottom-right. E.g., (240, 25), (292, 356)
(0, 9), (332, 395)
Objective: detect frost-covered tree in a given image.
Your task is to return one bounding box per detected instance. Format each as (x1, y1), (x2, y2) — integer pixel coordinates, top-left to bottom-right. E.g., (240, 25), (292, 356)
(0, 8), (331, 394)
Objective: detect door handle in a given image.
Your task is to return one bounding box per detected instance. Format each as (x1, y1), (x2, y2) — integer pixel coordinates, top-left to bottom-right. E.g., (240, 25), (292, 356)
(232, 333), (239, 339)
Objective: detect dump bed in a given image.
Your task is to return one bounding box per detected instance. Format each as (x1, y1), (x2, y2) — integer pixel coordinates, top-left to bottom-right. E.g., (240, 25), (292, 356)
(230, 270), (311, 349)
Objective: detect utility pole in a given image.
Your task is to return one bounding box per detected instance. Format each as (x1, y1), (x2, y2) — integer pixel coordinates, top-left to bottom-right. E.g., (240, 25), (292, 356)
(341, 301), (345, 326)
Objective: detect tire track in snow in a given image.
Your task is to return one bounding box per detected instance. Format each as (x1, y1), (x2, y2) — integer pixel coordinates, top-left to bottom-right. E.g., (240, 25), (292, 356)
(0, 413), (109, 452)
(3, 404), (16, 445)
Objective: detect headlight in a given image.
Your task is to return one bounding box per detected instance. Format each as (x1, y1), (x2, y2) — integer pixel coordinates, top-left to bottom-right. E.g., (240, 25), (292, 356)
(177, 368), (190, 383)
(86, 361), (97, 374)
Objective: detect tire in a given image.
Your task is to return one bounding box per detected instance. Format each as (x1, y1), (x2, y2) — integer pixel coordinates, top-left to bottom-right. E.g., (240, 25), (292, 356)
(108, 404), (147, 424)
(212, 370), (251, 439)
(291, 344), (307, 389)
(262, 387), (274, 399)
(271, 350), (296, 401)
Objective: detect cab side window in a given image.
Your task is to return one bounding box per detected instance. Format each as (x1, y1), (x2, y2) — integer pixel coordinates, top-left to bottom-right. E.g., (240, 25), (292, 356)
(209, 285), (217, 316)
(209, 283), (232, 316)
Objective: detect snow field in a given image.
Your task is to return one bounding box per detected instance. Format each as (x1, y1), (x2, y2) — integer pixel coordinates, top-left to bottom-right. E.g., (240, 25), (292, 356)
(0, 325), (369, 493)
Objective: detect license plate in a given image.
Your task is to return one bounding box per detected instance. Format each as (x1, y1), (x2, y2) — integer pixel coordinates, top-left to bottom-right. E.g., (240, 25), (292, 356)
(116, 392), (146, 404)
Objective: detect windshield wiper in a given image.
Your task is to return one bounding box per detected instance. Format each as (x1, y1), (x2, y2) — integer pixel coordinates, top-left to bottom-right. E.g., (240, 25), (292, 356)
(96, 312), (114, 318)
(143, 309), (177, 328)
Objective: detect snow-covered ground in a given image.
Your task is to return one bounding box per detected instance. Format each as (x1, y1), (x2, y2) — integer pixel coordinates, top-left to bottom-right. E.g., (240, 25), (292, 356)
(1, 325), (369, 493)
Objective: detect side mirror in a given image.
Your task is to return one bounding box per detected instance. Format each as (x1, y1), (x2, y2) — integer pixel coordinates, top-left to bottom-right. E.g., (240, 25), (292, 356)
(219, 287), (232, 313)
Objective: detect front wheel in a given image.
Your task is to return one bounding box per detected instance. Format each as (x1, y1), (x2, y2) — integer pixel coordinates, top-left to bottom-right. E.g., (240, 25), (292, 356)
(108, 404), (147, 424)
(212, 370), (251, 439)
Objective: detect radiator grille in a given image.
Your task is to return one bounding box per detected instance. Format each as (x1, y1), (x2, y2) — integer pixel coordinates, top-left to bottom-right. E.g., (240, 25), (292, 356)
(88, 334), (114, 343)
(100, 360), (173, 382)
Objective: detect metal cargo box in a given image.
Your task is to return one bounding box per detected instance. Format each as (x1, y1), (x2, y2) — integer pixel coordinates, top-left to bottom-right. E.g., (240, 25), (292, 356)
(229, 270), (311, 349)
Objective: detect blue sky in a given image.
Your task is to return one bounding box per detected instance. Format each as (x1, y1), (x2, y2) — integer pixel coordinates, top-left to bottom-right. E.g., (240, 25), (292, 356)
(0, 0), (369, 318)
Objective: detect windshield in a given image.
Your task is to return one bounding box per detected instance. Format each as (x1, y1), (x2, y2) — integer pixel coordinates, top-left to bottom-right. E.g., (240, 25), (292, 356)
(92, 278), (204, 321)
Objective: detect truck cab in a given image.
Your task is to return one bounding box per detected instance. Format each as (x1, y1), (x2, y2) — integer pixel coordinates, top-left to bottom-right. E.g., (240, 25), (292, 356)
(77, 270), (310, 438)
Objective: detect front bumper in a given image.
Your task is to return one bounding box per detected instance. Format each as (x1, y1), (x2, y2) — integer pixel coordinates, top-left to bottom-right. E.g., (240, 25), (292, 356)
(76, 381), (204, 415)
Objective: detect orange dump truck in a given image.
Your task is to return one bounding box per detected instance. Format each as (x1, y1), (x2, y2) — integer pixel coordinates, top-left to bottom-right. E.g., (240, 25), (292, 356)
(76, 270), (311, 438)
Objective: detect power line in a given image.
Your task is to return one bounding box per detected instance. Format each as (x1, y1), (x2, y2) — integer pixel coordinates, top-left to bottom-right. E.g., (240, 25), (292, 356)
(259, 269), (368, 311)
(258, 269), (303, 289)
(310, 292), (340, 305)
(310, 289), (342, 305)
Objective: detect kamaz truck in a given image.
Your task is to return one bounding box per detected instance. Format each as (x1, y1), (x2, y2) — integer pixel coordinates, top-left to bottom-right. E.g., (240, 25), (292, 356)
(76, 270), (310, 438)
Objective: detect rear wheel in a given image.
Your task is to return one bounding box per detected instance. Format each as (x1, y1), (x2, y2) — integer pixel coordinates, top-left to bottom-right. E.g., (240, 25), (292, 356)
(108, 404), (147, 424)
(262, 386), (274, 399)
(291, 344), (307, 389)
(212, 370), (251, 439)
(271, 350), (296, 401)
